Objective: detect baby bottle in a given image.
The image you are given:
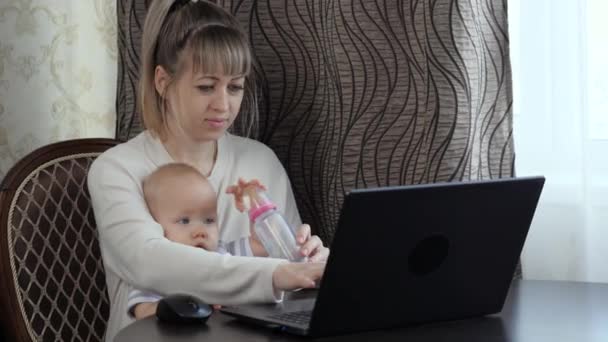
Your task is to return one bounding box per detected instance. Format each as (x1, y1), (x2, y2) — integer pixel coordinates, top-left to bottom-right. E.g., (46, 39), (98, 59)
(246, 188), (306, 262)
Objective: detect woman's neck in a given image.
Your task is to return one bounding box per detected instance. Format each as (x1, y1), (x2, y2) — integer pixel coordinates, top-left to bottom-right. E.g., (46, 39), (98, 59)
(162, 133), (217, 177)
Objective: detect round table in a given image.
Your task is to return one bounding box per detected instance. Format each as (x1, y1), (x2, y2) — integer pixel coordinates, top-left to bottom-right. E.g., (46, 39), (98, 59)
(116, 280), (608, 342)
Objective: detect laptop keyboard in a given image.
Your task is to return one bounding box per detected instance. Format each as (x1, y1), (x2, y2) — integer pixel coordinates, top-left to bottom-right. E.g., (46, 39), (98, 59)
(268, 310), (312, 325)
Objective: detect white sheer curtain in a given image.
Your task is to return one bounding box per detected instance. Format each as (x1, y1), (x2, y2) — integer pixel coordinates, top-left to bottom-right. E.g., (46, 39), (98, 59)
(510, 0), (608, 283)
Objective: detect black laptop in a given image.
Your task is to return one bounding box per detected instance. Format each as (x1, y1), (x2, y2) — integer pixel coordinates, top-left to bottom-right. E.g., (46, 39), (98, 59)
(220, 176), (545, 337)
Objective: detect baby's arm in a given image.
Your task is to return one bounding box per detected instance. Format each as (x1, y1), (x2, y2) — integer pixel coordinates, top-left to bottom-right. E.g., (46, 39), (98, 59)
(133, 302), (159, 320)
(128, 288), (162, 320)
(249, 234), (269, 257)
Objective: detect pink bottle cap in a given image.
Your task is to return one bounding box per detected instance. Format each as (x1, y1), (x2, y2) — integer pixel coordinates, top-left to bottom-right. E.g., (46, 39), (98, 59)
(248, 189), (277, 221)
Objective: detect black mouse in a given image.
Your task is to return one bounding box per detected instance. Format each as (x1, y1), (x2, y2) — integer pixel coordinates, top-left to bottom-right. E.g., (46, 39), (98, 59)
(156, 294), (213, 324)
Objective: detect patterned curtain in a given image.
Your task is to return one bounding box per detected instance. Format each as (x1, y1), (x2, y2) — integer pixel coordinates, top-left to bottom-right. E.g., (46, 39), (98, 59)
(0, 1), (116, 181)
(116, 0), (514, 244)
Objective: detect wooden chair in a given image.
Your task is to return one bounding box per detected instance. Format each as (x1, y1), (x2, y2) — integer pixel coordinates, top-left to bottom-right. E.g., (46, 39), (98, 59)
(0, 139), (119, 341)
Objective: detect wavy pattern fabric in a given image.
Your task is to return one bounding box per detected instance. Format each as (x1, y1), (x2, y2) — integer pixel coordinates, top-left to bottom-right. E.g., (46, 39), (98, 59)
(115, 0), (152, 141)
(116, 0), (515, 244)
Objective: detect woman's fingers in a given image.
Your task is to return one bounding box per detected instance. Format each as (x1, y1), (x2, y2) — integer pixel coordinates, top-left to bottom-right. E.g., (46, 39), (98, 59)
(294, 274), (316, 289)
(272, 262), (325, 291)
(296, 224), (311, 244)
(295, 224), (329, 262)
(308, 246), (330, 263)
(299, 235), (322, 257)
(306, 262), (325, 280)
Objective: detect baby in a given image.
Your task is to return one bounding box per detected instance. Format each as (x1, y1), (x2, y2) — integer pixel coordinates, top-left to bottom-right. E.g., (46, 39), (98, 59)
(128, 163), (265, 319)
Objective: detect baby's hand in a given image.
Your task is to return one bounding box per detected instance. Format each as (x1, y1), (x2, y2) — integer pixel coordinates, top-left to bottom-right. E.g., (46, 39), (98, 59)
(226, 178), (267, 212)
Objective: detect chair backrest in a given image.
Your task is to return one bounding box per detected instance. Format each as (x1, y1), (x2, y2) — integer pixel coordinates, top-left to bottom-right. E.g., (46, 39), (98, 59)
(0, 138), (119, 342)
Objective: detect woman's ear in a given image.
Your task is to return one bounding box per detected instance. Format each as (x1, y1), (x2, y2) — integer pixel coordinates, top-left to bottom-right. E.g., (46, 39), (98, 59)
(154, 65), (170, 98)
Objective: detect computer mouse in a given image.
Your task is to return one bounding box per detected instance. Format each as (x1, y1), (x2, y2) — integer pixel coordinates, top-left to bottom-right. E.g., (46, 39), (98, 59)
(156, 294), (213, 324)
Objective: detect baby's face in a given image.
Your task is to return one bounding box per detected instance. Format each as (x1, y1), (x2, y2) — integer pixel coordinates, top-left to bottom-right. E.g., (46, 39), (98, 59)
(153, 177), (219, 251)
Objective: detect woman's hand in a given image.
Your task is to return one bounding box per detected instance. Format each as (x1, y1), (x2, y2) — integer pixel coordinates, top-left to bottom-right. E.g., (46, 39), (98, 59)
(272, 262), (325, 291)
(296, 224), (330, 262)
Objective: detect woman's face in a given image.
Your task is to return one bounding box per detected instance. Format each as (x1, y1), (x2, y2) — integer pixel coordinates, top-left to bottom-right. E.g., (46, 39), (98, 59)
(159, 59), (246, 142)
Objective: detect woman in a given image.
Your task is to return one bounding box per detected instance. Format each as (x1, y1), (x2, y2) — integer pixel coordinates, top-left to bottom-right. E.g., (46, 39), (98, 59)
(87, 1), (328, 340)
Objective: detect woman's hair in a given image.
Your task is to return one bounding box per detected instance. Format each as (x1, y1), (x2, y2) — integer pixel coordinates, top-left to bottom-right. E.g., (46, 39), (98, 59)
(140, 0), (259, 138)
